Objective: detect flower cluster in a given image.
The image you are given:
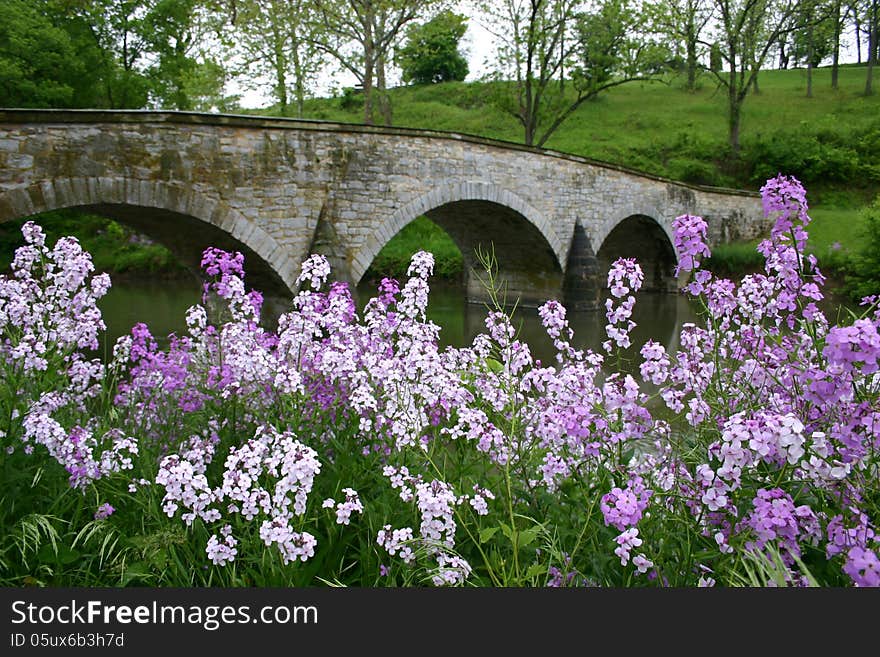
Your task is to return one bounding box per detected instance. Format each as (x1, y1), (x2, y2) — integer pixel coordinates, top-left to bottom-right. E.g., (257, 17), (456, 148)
(156, 425), (323, 565)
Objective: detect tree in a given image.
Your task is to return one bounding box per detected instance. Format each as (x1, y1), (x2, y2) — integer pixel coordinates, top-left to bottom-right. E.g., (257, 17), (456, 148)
(0, 0), (158, 109)
(79, 0), (154, 109)
(646, 0), (713, 92)
(0, 0), (83, 107)
(312, 0), (445, 125)
(219, 0), (322, 117)
(708, 0), (802, 154)
(396, 10), (469, 84)
(0, 0), (231, 111)
(831, 0), (842, 89)
(141, 0), (229, 110)
(484, 0), (669, 148)
(850, 1), (863, 62)
(789, 1), (835, 98)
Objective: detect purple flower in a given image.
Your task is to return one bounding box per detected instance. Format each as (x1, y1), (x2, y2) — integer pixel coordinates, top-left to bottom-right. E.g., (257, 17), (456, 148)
(94, 503), (115, 520)
(843, 547), (880, 587)
(600, 476), (652, 531)
(672, 214), (711, 275)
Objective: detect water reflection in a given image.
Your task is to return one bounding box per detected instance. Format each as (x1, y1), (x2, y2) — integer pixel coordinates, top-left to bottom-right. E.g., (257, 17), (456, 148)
(411, 281), (701, 366)
(97, 276), (701, 363)
(96, 277), (851, 373)
(96, 279), (202, 358)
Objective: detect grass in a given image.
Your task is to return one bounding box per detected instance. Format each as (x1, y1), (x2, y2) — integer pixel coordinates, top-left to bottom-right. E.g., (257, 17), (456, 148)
(706, 204), (873, 277)
(365, 215), (462, 281)
(293, 64), (879, 191)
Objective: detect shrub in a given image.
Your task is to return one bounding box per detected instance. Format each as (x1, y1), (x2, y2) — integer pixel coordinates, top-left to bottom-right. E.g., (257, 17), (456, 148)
(844, 198), (880, 301)
(745, 130), (861, 185)
(338, 87), (364, 112)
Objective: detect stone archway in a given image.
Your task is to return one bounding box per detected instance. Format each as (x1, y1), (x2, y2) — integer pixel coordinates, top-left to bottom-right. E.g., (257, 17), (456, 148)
(0, 177), (296, 298)
(596, 214), (678, 293)
(350, 184), (564, 306)
(351, 185), (564, 306)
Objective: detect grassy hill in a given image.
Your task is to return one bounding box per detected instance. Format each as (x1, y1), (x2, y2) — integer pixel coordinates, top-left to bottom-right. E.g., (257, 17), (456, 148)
(292, 64), (879, 197)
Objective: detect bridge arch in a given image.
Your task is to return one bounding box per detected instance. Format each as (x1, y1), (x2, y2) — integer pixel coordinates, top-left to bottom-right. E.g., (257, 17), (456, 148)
(596, 212), (678, 293)
(351, 183), (565, 306)
(351, 183), (564, 283)
(0, 177), (297, 298)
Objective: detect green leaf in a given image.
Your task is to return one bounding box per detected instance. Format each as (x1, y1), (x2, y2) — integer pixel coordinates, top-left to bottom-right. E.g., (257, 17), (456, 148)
(526, 563), (547, 579)
(120, 562), (152, 586)
(56, 545), (81, 565)
(486, 358), (503, 373)
(479, 527), (500, 544)
(518, 527), (542, 549)
(499, 522), (513, 541)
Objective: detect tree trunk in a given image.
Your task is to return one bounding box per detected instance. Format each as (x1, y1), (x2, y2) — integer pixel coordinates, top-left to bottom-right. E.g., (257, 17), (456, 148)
(524, 118), (535, 147)
(687, 35), (697, 91)
(362, 18), (375, 125)
(728, 58), (741, 155)
(868, 2), (877, 96)
(291, 38), (305, 118)
(272, 17), (288, 116)
(854, 4), (863, 63)
(867, 52), (875, 97)
(376, 53), (392, 126)
(832, 0), (841, 89)
(807, 58), (813, 98)
(686, 22), (697, 91)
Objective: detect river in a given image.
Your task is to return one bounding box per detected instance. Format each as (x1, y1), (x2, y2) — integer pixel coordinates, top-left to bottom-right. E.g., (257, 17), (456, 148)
(95, 277), (704, 364)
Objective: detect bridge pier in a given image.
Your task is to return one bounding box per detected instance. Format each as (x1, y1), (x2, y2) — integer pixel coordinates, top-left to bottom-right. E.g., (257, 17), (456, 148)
(463, 258), (564, 308)
(562, 221), (602, 312)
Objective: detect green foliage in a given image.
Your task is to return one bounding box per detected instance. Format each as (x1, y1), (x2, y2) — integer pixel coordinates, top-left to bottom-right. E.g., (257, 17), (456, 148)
(365, 216), (462, 281)
(338, 86), (364, 112)
(396, 11), (469, 85)
(484, 0), (670, 146)
(744, 129), (864, 186)
(143, 0), (223, 110)
(575, 0), (672, 88)
(0, 0), (228, 111)
(789, 0), (837, 68)
(666, 157), (724, 186)
(0, 210), (186, 277)
(0, 0), (84, 107)
(843, 198), (880, 300)
(74, 0), (153, 109)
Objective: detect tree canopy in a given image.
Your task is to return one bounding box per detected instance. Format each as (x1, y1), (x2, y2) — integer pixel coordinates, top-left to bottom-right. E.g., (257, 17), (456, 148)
(396, 10), (469, 85)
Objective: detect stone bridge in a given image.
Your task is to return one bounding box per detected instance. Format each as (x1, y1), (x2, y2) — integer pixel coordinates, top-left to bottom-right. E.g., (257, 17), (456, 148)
(0, 109), (767, 309)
